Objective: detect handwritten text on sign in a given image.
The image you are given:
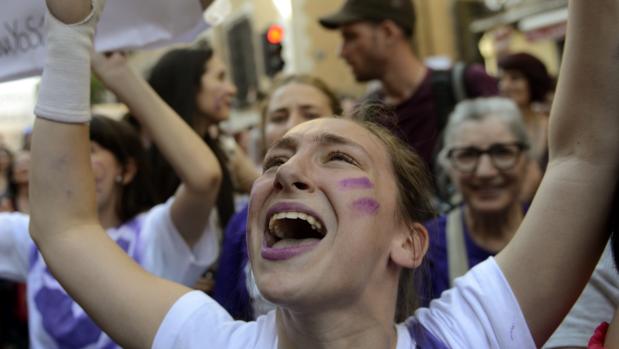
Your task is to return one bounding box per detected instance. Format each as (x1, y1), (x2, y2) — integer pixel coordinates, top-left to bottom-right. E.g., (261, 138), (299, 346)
(0, 0), (208, 83)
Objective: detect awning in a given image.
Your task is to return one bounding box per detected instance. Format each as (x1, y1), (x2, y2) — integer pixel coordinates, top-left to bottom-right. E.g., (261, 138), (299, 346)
(470, 0), (567, 34)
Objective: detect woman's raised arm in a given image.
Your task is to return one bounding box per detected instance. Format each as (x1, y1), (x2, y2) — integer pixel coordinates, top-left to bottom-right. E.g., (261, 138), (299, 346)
(30, 1), (191, 347)
(496, 0), (619, 345)
(92, 53), (222, 247)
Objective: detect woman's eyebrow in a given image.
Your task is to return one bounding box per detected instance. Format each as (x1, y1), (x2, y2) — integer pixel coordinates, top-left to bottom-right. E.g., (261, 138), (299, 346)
(268, 132), (370, 158)
(268, 107), (288, 114)
(299, 105), (320, 111)
(269, 137), (298, 153)
(314, 133), (369, 157)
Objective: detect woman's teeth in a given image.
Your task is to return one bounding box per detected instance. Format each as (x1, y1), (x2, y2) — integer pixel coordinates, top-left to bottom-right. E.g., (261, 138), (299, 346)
(268, 212), (323, 238)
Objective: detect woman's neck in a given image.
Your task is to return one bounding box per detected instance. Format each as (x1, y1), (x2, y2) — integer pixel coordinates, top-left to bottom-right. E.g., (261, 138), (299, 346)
(520, 104), (536, 120)
(98, 202), (121, 230)
(520, 105), (549, 161)
(0, 176), (8, 193)
(464, 203), (524, 253)
(192, 115), (214, 137)
(15, 185), (29, 214)
(274, 275), (401, 349)
(276, 307), (398, 349)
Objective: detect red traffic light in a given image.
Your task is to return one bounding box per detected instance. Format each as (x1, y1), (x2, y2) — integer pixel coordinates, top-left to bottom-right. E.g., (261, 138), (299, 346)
(266, 24), (284, 45)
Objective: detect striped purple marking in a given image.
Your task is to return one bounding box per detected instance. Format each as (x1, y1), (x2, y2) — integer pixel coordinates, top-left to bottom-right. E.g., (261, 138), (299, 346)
(338, 177), (373, 190)
(351, 197), (380, 215)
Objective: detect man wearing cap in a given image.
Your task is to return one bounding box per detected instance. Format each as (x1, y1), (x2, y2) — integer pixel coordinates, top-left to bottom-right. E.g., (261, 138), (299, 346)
(319, 0), (497, 168)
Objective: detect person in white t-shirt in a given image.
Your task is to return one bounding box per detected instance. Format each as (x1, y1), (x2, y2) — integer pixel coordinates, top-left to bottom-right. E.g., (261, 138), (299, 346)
(27, 0), (619, 348)
(0, 45), (223, 349)
(543, 244), (619, 349)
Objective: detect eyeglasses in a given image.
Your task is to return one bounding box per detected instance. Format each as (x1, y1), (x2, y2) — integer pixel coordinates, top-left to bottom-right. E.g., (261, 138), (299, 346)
(447, 142), (528, 173)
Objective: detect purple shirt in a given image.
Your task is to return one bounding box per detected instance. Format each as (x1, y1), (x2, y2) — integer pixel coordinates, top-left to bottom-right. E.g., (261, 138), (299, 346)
(369, 65), (498, 168)
(424, 210), (495, 303)
(212, 203), (253, 320)
(424, 203), (528, 303)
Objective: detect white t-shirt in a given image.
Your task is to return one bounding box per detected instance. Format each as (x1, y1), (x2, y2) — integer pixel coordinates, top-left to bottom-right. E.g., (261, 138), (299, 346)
(153, 257), (535, 348)
(544, 244), (619, 348)
(0, 200), (218, 349)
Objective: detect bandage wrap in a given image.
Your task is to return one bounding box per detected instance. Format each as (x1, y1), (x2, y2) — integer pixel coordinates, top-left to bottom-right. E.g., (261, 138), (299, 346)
(34, 0), (105, 123)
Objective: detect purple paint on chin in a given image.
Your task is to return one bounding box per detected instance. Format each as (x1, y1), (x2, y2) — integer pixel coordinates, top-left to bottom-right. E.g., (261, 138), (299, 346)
(338, 177), (374, 189)
(352, 197), (380, 215)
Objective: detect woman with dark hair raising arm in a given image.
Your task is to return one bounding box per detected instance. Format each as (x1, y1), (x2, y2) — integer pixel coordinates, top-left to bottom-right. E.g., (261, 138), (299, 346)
(0, 0), (223, 347)
(30, 0), (618, 348)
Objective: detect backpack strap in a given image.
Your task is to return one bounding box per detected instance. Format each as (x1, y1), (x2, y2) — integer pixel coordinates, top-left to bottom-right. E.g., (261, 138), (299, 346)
(446, 206), (469, 287)
(451, 62), (468, 103)
(430, 63), (470, 134)
(430, 64), (469, 209)
(429, 69), (456, 134)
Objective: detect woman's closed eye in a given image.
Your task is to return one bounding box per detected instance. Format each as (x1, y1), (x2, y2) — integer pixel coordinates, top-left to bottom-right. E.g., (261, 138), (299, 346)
(263, 155), (288, 172)
(326, 151), (359, 166)
(268, 113), (288, 124)
(263, 150), (361, 172)
(302, 111), (321, 121)
(217, 71), (227, 82)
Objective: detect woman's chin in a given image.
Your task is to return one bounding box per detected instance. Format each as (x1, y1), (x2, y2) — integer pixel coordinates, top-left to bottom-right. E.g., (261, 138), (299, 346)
(212, 109), (230, 123)
(254, 273), (315, 308)
(468, 197), (511, 214)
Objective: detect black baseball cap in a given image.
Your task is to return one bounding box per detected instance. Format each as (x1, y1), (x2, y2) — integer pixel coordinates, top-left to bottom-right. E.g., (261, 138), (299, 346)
(319, 0), (416, 34)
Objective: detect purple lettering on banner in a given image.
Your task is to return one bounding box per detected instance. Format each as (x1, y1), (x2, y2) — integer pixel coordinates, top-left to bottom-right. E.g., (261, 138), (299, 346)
(406, 318), (450, 349)
(102, 341), (117, 349)
(32, 237), (131, 348)
(338, 177), (374, 190)
(34, 287), (102, 348)
(116, 237), (130, 253)
(351, 197), (380, 215)
(28, 245), (39, 271)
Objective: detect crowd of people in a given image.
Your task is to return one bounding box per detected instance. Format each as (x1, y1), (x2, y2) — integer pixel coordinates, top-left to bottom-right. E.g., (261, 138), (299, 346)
(0, 0), (618, 348)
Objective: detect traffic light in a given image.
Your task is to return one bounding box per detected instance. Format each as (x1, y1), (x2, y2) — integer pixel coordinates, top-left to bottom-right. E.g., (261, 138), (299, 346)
(262, 24), (285, 77)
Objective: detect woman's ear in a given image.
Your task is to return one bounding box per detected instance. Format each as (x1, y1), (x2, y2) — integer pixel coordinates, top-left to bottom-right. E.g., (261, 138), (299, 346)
(120, 158), (137, 185)
(390, 222), (429, 269)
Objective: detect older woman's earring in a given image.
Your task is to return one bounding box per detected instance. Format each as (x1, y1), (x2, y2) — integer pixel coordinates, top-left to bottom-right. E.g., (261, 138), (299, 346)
(115, 175), (123, 184)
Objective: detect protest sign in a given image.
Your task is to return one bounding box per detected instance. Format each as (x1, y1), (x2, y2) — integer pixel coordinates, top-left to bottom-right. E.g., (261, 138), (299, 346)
(0, 0), (209, 82)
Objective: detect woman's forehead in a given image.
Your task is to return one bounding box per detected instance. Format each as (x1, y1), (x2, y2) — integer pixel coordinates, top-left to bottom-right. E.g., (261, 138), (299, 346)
(270, 83), (329, 108)
(454, 118), (514, 144)
(283, 119), (378, 148)
(286, 118), (355, 134)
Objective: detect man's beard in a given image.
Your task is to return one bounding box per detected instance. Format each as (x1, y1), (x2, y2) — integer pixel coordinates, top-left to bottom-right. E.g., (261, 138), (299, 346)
(352, 63), (382, 82)
(351, 54), (385, 82)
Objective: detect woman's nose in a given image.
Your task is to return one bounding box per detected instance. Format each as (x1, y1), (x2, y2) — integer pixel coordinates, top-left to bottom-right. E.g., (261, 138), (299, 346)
(273, 155), (314, 193)
(475, 154), (499, 177)
(226, 81), (237, 96)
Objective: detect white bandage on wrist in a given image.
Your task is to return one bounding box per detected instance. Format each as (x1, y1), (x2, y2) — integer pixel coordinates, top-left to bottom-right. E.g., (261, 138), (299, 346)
(34, 0), (105, 123)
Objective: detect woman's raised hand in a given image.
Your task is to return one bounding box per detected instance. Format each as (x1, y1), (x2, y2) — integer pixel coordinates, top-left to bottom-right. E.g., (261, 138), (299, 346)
(91, 52), (133, 93)
(45, 0), (97, 24)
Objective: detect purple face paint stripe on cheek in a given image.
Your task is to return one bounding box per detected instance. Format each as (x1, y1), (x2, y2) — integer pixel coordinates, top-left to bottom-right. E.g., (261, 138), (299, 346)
(338, 177), (374, 189)
(351, 197), (380, 215)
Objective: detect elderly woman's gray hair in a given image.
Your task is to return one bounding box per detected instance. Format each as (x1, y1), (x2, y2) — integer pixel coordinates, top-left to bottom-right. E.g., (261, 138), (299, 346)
(437, 97), (531, 170)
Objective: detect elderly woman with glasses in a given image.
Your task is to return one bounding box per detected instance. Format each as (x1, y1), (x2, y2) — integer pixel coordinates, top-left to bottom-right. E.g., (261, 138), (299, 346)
(423, 97), (532, 302)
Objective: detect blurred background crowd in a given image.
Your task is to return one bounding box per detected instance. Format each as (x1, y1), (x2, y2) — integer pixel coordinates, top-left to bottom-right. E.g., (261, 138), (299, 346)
(2, 0), (608, 348)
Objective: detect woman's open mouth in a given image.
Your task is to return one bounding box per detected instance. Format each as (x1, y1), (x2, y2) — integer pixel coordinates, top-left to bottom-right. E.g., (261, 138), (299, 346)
(262, 205), (327, 261)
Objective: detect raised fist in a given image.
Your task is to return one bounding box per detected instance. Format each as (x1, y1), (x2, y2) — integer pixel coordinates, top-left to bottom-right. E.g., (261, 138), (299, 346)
(45, 0), (95, 24)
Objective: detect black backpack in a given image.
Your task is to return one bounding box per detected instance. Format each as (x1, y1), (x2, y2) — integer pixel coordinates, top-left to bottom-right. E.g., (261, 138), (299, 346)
(430, 62), (469, 133)
(430, 62), (469, 211)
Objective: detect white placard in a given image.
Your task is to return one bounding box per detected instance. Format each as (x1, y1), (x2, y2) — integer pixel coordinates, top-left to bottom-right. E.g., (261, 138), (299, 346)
(0, 0), (209, 82)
